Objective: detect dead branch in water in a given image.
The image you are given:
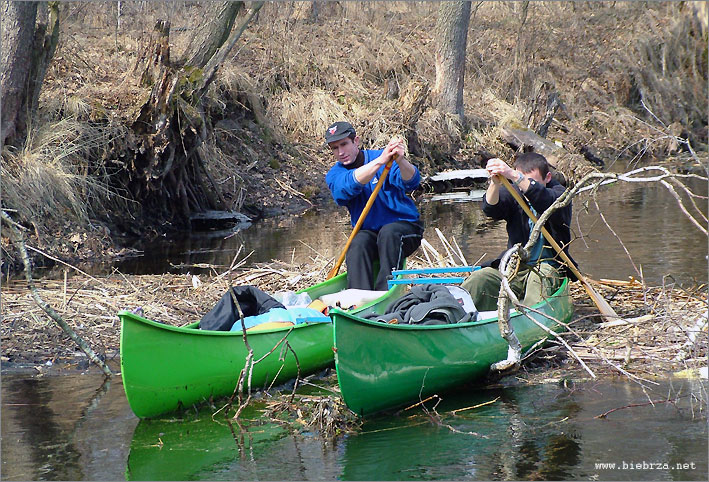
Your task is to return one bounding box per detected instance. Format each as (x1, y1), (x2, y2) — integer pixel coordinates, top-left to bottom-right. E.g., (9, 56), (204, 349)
(594, 396), (680, 419)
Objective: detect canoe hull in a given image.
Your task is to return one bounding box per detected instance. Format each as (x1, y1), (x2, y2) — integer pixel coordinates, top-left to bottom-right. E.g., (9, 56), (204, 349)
(333, 278), (573, 416)
(120, 271), (405, 418)
(120, 314), (335, 418)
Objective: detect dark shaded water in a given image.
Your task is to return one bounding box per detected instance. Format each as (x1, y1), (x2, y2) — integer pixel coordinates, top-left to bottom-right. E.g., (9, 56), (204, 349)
(104, 180), (707, 286)
(1, 373), (706, 481)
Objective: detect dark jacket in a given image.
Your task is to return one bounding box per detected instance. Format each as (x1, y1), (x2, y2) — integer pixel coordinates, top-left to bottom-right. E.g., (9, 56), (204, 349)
(482, 178), (578, 280)
(365, 284), (474, 325)
(199, 285), (285, 331)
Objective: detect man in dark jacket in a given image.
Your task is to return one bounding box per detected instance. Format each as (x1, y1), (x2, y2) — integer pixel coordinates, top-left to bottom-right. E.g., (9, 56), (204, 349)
(325, 121), (424, 291)
(462, 152), (574, 311)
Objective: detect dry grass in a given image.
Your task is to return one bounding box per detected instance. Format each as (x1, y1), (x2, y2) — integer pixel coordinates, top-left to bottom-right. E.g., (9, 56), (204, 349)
(2, 249), (706, 382)
(2, 1), (706, 270)
(564, 281), (708, 378)
(1, 118), (127, 235)
(36, 1), (706, 156)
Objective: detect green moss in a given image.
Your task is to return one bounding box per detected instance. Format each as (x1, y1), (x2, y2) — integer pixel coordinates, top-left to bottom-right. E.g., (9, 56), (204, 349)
(183, 65), (204, 84)
(301, 185), (319, 199)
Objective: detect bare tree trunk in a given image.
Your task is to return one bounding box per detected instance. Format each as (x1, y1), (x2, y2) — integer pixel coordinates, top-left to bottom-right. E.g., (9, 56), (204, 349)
(126, 1), (264, 225)
(27, 2), (60, 124)
(433, 1), (471, 125)
(181, 1), (243, 67)
(310, 0), (321, 23)
(1, 1), (59, 148)
(525, 80), (560, 138)
(2, 1), (37, 146)
(689, 1), (708, 36)
(398, 80), (430, 157)
(511, 1), (530, 101)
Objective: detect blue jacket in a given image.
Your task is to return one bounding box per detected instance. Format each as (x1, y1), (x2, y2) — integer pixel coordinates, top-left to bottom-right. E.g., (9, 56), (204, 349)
(326, 149), (421, 231)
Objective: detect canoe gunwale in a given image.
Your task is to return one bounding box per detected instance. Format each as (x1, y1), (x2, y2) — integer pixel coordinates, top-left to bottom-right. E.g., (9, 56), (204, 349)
(334, 277), (570, 330)
(117, 311), (330, 336)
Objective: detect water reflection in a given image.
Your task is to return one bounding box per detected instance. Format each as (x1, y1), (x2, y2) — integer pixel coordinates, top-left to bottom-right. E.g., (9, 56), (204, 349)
(126, 409), (287, 480)
(116, 380), (709, 481)
(1, 374), (706, 481)
(125, 406), (340, 481)
(104, 181), (707, 286)
(1, 373), (137, 481)
(2, 377), (82, 480)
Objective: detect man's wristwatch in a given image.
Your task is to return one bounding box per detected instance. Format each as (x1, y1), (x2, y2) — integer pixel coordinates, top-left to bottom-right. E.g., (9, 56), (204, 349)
(513, 172), (525, 186)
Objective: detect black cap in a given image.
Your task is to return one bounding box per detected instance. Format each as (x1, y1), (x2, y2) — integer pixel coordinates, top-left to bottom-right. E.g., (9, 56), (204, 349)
(324, 121), (356, 144)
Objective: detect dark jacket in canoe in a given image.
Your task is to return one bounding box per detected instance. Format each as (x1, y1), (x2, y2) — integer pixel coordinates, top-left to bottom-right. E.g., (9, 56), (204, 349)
(365, 284), (474, 325)
(200, 285), (285, 331)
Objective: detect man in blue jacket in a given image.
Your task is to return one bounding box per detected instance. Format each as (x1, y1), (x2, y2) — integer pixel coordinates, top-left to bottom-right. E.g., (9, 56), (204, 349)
(325, 121), (424, 291)
(462, 152), (575, 311)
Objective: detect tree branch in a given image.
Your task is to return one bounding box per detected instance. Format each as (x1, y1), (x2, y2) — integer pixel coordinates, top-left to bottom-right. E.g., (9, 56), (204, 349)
(1, 211), (112, 376)
(197, 1), (265, 97)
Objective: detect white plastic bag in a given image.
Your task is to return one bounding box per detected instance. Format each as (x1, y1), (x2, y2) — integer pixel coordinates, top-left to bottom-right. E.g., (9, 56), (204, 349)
(273, 291), (312, 308)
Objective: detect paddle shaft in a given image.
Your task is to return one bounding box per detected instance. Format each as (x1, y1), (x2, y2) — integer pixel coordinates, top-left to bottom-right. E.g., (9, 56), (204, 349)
(497, 175), (619, 320)
(327, 158), (394, 279)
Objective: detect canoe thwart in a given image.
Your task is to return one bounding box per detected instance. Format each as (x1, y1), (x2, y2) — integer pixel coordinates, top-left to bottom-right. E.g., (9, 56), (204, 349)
(387, 266), (481, 288)
(387, 277), (466, 288)
(391, 266), (481, 275)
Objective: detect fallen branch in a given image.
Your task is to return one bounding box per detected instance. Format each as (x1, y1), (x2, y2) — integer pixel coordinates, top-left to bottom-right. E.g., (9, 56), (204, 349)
(496, 262), (598, 379)
(449, 396), (500, 416)
(594, 397), (679, 419)
(1, 211), (112, 377)
(489, 246), (523, 373)
(25, 244), (107, 286)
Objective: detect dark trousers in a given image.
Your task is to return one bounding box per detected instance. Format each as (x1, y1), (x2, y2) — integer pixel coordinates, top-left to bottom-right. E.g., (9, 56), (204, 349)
(346, 220), (424, 291)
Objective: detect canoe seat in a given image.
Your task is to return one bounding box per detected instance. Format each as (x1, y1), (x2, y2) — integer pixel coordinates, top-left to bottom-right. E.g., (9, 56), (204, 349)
(475, 309), (521, 322)
(476, 310), (498, 321)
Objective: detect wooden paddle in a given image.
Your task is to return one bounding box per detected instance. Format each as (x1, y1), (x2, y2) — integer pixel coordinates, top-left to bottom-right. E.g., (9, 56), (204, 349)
(497, 175), (620, 321)
(327, 157), (395, 279)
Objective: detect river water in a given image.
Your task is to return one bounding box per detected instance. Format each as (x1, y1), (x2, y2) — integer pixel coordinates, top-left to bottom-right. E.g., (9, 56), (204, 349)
(1, 371), (707, 481)
(107, 179), (708, 286)
(2, 179), (707, 480)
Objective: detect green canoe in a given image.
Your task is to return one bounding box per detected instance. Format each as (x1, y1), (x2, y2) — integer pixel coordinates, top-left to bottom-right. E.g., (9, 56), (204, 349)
(332, 278), (574, 416)
(119, 270), (405, 418)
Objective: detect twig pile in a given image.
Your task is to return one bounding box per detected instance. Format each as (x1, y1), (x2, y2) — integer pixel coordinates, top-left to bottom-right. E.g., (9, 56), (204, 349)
(556, 280), (707, 377)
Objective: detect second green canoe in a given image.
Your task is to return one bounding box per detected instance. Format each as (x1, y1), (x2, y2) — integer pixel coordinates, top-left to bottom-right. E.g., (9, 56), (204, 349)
(332, 278), (574, 416)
